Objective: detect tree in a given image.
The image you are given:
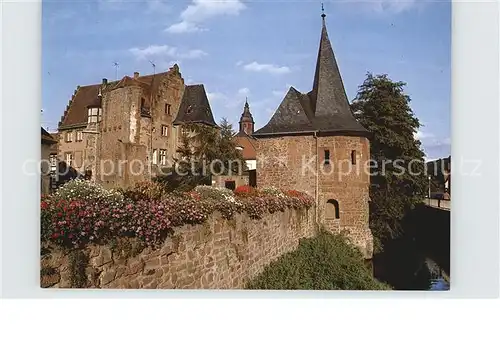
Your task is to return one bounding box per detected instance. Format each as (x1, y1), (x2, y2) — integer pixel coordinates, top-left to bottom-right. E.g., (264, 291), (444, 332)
(154, 118), (246, 191)
(351, 73), (427, 252)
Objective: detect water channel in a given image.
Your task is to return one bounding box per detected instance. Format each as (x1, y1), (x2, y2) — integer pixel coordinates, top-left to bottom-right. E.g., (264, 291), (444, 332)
(371, 234), (450, 291)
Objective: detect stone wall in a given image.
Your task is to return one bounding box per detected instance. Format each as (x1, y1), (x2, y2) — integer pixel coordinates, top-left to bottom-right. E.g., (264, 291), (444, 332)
(41, 207), (316, 289)
(255, 135), (372, 258)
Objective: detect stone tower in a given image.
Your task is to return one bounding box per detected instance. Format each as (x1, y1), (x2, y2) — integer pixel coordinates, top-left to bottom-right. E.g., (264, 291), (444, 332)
(238, 98), (255, 135)
(253, 11), (373, 258)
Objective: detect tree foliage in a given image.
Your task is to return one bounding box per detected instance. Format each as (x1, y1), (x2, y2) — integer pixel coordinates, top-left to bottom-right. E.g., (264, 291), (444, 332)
(351, 73), (427, 252)
(154, 118), (246, 192)
(246, 228), (390, 290)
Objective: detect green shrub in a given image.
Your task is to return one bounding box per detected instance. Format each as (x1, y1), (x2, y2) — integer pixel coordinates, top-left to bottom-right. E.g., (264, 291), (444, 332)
(247, 229), (390, 290)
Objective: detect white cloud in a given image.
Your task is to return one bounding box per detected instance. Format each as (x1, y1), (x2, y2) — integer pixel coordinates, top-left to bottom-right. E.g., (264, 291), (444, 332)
(165, 21), (205, 34)
(414, 130), (434, 141)
(129, 45), (207, 61)
(207, 92), (228, 102)
(238, 87), (250, 96)
(166, 0), (246, 34)
(242, 61), (291, 75)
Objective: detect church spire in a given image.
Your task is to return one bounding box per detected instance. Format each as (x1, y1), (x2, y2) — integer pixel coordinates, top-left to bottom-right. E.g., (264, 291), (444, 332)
(239, 99), (255, 135)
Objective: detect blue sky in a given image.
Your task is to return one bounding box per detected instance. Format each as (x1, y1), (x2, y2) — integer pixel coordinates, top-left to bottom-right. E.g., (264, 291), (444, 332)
(42, 0), (451, 160)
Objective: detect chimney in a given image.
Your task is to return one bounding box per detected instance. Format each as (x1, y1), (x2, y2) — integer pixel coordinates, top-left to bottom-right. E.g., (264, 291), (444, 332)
(102, 78), (108, 85)
(133, 72), (140, 79)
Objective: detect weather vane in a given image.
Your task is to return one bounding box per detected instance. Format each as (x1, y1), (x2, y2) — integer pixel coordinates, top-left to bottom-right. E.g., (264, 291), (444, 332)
(321, 3), (326, 18)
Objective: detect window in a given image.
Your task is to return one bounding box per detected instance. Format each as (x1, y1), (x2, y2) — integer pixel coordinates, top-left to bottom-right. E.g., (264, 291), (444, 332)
(152, 149), (158, 165)
(161, 125), (168, 137)
(141, 98), (145, 109)
(326, 199), (340, 219)
(76, 131), (83, 142)
(165, 103), (171, 115)
(159, 149), (167, 166)
(351, 150), (357, 165)
(49, 154), (57, 172)
(225, 181), (236, 191)
(324, 149), (330, 165)
(66, 131), (73, 142)
(65, 152), (73, 167)
(87, 107), (102, 123)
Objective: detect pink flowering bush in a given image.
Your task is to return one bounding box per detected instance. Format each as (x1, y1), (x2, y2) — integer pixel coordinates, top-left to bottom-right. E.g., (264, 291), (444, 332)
(41, 185), (314, 249)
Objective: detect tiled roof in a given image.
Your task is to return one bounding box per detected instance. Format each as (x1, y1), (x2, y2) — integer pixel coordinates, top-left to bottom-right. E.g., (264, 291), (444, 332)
(41, 127), (57, 144)
(58, 65), (216, 129)
(173, 84), (217, 127)
(234, 134), (257, 160)
(254, 17), (369, 137)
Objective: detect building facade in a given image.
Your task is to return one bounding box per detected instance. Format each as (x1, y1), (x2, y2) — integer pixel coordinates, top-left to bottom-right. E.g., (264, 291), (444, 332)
(253, 14), (373, 258)
(41, 127), (58, 195)
(57, 64), (216, 189)
(214, 99), (257, 189)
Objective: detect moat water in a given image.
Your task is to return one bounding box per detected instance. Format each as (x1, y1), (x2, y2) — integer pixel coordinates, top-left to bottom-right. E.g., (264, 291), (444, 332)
(371, 237), (450, 291)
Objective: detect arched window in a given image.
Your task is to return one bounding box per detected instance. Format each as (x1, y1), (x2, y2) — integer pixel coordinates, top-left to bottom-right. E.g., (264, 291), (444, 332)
(325, 199), (340, 219)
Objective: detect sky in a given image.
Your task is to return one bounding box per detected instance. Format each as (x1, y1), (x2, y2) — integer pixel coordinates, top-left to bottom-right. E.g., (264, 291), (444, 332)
(42, 0), (451, 160)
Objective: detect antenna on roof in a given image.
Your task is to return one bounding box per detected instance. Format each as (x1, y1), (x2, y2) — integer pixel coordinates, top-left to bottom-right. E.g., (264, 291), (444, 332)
(149, 60), (156, 75)
(113, 62), (119, 80)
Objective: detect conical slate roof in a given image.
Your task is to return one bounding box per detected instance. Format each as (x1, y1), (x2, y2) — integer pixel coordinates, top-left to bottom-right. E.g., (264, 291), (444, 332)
(254, 16), (369, 137)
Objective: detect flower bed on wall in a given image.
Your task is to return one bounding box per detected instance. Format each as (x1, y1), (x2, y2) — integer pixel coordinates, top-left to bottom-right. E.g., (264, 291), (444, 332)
(41, 180), (314, 249)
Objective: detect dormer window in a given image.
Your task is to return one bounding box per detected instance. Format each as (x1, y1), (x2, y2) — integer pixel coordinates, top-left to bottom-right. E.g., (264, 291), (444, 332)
(87, 107), (102, 123)
(186, 105), (192, 114)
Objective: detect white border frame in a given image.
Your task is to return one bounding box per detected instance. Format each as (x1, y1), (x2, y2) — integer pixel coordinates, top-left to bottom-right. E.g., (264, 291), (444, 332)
(1, 0), (498, 298)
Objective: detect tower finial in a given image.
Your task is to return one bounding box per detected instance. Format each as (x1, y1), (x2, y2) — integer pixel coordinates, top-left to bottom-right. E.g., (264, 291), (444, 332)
(321, 3), (326, 20)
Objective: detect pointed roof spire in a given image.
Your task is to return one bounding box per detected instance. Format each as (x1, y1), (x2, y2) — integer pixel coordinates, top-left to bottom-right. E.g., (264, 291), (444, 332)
(240, 98), (253, 122)
(253, 11), (369, 137)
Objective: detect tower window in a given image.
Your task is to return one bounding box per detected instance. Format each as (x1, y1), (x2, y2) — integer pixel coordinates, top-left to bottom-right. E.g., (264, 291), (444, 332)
(152, 149), (158, 165)
(161, 125), (168, 137)
(324, 149), (330, 165)
(165, 103), (171, 115)
(351, 150), (357, 165)
(141, 98), (145, 109)
(326, 199), (340, 219)
(159, 149), (167, 165)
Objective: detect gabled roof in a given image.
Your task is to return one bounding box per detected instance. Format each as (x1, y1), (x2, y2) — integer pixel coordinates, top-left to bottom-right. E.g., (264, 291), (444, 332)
(58, 65), (214, 129)
(173, 84), (217, 127)
(41, 127), (57, 144)
(254, 16), (369, 138)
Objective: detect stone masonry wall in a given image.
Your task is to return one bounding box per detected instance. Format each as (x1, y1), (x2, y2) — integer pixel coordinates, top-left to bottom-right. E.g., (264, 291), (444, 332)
(255, 135), (372, 258)
(41, 207), (315, 289)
